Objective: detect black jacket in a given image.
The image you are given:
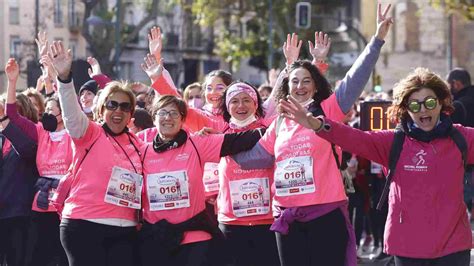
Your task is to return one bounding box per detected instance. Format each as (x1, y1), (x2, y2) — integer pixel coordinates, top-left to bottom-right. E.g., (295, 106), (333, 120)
(452, 85), (474, 127)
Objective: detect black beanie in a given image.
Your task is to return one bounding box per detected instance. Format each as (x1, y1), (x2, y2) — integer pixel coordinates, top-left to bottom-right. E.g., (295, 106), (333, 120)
(79, 80), (98, 96)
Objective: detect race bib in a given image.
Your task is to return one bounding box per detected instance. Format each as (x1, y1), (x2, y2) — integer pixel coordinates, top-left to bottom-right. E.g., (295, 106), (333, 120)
(203, 163), (219, 193)
(274, 156), (315, 196)
(147, 170), (190, 211)
(229, 177), (270, 217)
(104, 166), (143, 209)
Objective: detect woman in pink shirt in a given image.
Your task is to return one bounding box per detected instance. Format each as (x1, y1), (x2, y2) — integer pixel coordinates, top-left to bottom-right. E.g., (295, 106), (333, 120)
(280, 67), (472, 266)
(49, 41), (144, 266)
(139, 95), (264, 266)
(232, 5), (392, 265)
(5, 59), (69, 266)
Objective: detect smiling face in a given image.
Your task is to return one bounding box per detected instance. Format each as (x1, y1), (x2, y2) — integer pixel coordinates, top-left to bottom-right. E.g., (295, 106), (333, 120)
(407, 88), (442, 132)
(289, 67), (317, 103)
(204, 76), (227, 108)
(228, 92), (257, 121)
(155, 103), (183, 141)
(102, 92), (132, 134)
(80, 90), (95, 109)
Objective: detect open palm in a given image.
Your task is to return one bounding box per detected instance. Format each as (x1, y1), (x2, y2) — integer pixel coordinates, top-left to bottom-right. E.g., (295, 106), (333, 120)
(48, 41), (73, 80)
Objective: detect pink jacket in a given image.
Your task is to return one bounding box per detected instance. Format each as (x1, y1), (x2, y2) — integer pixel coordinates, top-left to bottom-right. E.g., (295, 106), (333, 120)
(317, 119), (473, 258)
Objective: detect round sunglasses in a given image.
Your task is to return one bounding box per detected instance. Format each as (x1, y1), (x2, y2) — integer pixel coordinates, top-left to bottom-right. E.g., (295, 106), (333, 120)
(105, 100), (132, 112)
(407, 96), (438, 113)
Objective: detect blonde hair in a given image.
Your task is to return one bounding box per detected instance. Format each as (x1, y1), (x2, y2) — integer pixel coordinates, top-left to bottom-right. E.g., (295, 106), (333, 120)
(387, 68), (454, 123)
(183, 82), (202, 102)
(94, 81), (136, 120)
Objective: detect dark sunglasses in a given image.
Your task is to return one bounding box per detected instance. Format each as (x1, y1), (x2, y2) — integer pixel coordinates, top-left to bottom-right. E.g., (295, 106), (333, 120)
(407, 96), (438, 113)
(105, 100), (132, 112)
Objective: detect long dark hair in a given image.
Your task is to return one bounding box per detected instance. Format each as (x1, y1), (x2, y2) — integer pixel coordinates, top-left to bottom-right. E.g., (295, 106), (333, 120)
(276, 60), (332, 105)
(220, 81), (264, 122)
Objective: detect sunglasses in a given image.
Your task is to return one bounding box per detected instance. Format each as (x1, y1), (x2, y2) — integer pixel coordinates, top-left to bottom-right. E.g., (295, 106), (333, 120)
(407, 96), (438, 113)
(157, 110), (181, 119)
(105, 100), (132, 112)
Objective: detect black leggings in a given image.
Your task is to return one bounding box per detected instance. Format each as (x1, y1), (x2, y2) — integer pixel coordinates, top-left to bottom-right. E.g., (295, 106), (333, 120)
(218, 223), (280, 266)
(59, 219), (137, 266)
(0, 216), (30, 266)
(276, 208), (348, 266)
(29, 211), (68, 266)
(394, 250), (470, 266)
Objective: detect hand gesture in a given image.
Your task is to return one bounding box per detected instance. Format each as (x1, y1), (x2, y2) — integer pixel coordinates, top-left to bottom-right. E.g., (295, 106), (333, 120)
(148, 26), (162, 62)
(48, 41), (73, 81)
(268, 68), (280, 87)
(87, 57), (102, 77)
(35, 31), (49, 57)
(5, 58), (20, 83)
(141, 53), (163, 82)
(283, 33), (302, 66)
(278, 96), (321, 130)
(375, 3), (393, 41)
(308, 32), (331, 62)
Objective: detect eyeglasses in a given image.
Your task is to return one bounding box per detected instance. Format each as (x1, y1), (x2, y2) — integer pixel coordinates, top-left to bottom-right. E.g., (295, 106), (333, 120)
(407, 96), (438, 113)
(105, 100), (132, 112)
(157, 109), (181, 119)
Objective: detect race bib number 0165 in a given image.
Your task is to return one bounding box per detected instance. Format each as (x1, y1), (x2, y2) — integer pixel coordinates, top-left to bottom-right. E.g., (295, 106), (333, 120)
(147, 170), (190, 211)
(229, 177), (270, 217)
(104, 166), (143, 209)
(274, 156), (315, 196)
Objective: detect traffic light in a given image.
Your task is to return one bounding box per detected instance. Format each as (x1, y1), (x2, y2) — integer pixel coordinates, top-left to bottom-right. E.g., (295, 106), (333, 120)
(296, 2), (311, 29)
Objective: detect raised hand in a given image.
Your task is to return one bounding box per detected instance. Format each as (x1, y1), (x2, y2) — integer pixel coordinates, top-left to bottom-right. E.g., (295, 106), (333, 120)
(87, 56), (102, 77)
(35, 31), (49, 57)
(308, 31), (331, 62)
(268, 68), (280, 87)
(141, 53), (163, 82)
(48, 41), (73, 81)
(375, 3), (393, 41)
(148, 26), (162, 62)
(278, 96), (321, 130)
(5, 58), (20, 83)
(283, 33), (302, 66)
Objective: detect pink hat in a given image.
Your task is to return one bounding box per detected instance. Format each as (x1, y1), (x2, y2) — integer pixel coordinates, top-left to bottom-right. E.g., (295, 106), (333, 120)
(225, 83), (258, 110)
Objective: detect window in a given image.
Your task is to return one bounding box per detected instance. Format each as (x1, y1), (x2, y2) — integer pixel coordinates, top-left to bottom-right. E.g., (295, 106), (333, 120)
(69, 39), (78, 59)
(10, 36), (22, 59)
(9, 0), (19, 25)
(54, 0), (63, 26)
(68, 0), (77, 27)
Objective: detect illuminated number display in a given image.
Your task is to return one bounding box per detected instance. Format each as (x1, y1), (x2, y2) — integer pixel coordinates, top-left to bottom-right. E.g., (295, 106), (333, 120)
(360, 101), (396, 131)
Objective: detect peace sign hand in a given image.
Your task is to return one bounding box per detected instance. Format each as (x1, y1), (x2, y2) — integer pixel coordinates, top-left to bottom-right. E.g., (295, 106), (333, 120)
(375, 3), (393, 41)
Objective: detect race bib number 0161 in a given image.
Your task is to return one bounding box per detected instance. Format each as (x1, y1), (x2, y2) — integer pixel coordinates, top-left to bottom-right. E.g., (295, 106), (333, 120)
(229, 177), (270, 217)
(275, 156), (315, 196)
(147, 170), (190, 211)
(104, 166), (143, 209)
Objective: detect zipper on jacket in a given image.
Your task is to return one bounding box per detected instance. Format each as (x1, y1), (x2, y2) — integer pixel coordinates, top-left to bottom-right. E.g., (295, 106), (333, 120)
(399, 210), (403, 223)
(430, 142), (437, 154)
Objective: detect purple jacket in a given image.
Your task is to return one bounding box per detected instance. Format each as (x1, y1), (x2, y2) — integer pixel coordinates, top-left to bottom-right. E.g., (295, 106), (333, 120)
(317, 119), (473, 258)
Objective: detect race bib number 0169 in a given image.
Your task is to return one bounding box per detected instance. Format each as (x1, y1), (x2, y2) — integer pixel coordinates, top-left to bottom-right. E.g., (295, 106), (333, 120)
(147, 170), (190, 211)
(229, 177), (270, 217)
(274, 156), (315, 196)
(104, 166), (143, 209)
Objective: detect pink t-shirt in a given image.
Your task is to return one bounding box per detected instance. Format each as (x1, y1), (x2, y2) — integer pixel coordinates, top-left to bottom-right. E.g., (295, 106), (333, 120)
(62, 122), (144, 222)
(142, 133), (224, 245)
(217, 119), (275, 225)
(137, 127), (158, 143)
(259, 94), (347, 209)
(33, 126), (73, 212)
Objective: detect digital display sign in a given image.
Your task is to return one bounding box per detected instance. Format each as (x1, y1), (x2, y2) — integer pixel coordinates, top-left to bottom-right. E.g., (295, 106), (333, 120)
(359, 101), (396, 131)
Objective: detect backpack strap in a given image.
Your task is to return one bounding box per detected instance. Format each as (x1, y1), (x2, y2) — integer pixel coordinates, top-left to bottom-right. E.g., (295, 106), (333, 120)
(448, 127), (468, 170)
(376, 127), (405, 210)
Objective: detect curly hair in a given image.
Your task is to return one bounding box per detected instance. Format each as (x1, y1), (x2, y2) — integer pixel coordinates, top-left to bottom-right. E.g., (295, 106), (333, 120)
(276, 60), (332, 105)
(387, 68), (454, 123)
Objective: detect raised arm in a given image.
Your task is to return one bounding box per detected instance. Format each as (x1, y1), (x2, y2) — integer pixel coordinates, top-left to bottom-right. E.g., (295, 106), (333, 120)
(4, 58), (38, 142)
(335, 3), (392, 114)
(279, 96), (392, 166)
(87, 56), (112, 89)
(49, 41), (89, 139)
(142, 53), (181, 98)
(308, 31), (331, 74)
